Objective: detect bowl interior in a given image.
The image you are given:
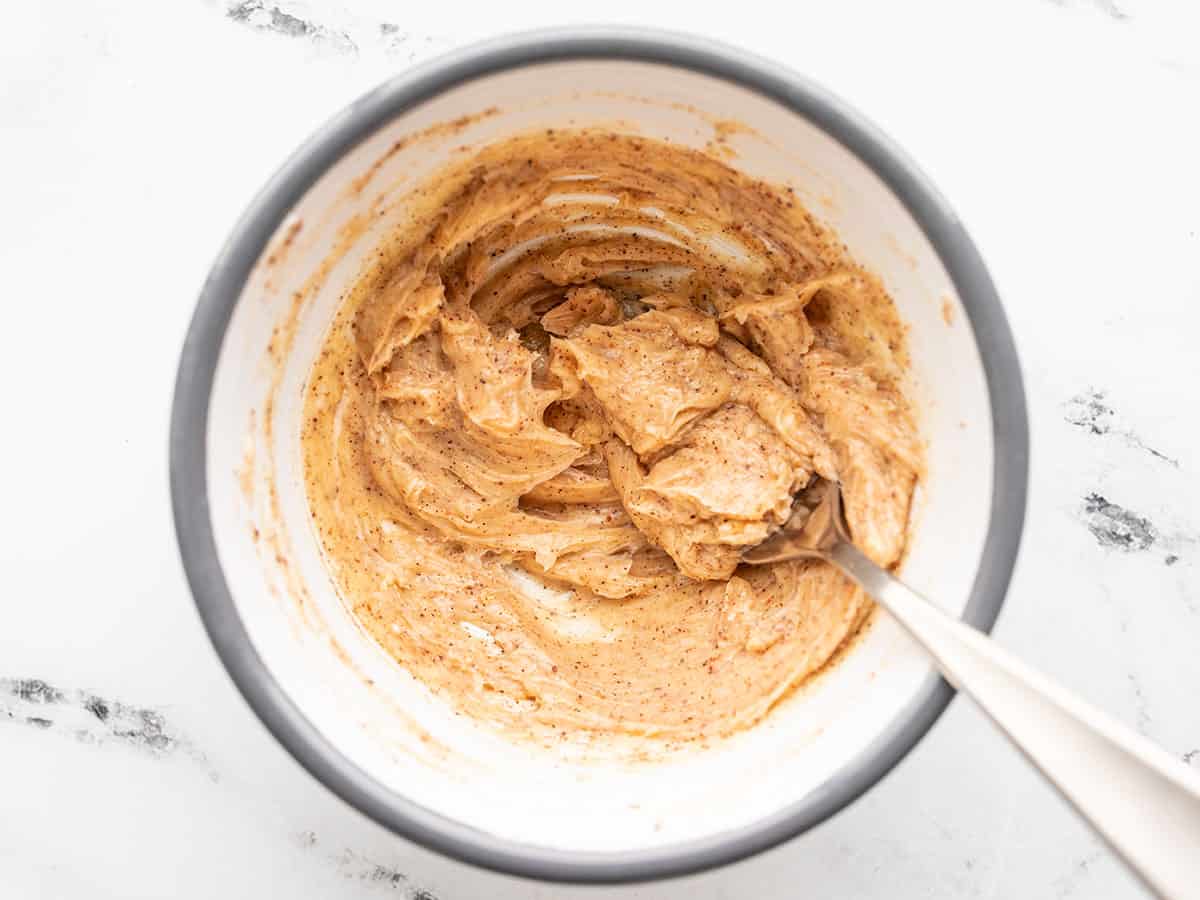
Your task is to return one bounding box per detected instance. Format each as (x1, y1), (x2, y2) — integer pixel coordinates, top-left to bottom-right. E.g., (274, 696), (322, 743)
(203, 58), (993, 855)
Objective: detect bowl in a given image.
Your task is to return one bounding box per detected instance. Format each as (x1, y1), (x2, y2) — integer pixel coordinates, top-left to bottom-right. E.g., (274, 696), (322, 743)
(170, 27), (1028, 884)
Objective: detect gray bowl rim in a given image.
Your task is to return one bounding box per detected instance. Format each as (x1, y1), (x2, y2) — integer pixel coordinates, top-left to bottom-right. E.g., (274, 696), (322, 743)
(169, 25), (1029, 885)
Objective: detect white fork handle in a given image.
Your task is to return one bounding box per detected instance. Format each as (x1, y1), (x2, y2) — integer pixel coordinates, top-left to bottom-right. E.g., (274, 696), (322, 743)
(831, 541), (1200, 900)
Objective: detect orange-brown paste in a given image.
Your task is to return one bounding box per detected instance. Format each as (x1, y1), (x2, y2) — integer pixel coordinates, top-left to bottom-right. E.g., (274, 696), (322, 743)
(302, 131), (920, 742)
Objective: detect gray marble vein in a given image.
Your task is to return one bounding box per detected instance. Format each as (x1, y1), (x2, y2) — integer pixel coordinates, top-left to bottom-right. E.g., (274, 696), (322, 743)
(1052, 849), (1105, 898)
(220, 0), (447, 61)
(0, 676), (212, 775)
(1064, 388), (1179, 467)
(226, 0), (358, 54)
(1125, 672), (1152, 735)
(1080, 493), (1158, 552)
(291, 831), (439, 899)
(1045, 0), (1130, 23)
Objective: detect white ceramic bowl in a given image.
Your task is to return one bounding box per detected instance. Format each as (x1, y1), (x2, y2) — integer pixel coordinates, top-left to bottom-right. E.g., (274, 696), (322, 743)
(170, 28), (1027, 883)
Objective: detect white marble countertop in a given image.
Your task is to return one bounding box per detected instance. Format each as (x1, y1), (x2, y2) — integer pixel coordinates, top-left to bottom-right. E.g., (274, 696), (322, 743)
(3, 1), (1198, 897)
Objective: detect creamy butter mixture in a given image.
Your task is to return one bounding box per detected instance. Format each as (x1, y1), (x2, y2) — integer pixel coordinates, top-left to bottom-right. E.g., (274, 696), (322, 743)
(302, 131), (921, 743)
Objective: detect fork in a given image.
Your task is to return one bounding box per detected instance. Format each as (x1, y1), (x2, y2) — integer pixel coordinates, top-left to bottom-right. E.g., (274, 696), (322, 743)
(743, 478), (1200, 900)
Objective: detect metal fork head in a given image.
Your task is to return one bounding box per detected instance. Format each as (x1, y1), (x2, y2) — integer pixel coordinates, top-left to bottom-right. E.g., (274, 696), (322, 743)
(741, 476), (849, 566)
